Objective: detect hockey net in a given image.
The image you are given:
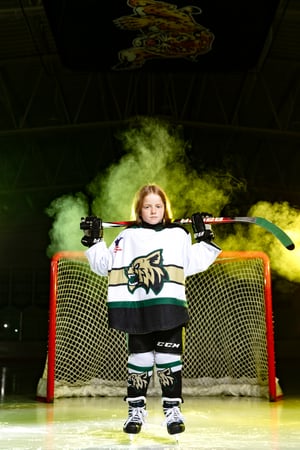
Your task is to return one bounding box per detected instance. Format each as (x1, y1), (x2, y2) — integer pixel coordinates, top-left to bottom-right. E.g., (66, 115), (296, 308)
(36, 250), (282, 403)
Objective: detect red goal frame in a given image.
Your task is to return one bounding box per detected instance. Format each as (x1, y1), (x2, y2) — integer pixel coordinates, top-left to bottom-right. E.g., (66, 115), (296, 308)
(40, 250), (281, 403)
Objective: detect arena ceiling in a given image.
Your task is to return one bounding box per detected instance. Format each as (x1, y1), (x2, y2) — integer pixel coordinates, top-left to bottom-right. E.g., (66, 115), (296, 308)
(0, 0), (298, 131)
(0, 0), (300, 239)
(0, 0), (298, 130)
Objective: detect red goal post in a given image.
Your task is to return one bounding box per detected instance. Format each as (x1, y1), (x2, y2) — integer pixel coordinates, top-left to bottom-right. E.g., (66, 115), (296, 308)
(36, 250), (282, 403)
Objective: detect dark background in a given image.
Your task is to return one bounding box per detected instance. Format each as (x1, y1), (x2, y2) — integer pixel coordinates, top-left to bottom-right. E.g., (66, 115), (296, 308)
(0, 0), (299, 396)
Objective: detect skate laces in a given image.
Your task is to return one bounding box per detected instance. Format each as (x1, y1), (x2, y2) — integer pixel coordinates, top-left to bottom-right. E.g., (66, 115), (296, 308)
(163, 405), (184, 426)
(124, 405), (147, 427)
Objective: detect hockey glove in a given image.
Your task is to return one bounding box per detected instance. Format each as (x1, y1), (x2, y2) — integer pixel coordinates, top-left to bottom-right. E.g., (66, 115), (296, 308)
(80, 216), (103, 247)
(191, 212), (215, 243)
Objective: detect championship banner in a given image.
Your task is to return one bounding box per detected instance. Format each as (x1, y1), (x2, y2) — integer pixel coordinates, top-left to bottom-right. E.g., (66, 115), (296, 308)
(43, 0), (280, 71)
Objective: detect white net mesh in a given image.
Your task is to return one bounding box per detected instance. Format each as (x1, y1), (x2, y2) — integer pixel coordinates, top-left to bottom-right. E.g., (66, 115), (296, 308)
(37, 252), (278, 400)
(183, 257), (270, 398)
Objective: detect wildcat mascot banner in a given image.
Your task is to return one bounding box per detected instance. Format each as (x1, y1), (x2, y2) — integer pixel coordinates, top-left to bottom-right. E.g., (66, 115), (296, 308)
(43, 0), (280, 71)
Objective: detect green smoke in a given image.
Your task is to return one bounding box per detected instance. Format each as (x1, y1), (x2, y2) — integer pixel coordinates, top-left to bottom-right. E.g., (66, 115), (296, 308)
(221, 201), (300, 283)
(88, 116), (236, 221)
(46, 192), (89, 257)
(45, 116), (299, 284)
(46, 116), (238, 256)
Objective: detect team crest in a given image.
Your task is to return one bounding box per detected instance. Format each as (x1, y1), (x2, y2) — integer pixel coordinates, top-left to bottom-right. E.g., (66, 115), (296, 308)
(125, 249), (169, 294)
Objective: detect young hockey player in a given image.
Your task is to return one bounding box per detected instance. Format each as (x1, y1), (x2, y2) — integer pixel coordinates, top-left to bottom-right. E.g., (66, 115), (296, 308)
(80, 183), (221, 437)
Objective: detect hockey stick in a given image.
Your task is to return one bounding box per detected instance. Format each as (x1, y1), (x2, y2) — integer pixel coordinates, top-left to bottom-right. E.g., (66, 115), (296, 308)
(102, 217), (295, 251)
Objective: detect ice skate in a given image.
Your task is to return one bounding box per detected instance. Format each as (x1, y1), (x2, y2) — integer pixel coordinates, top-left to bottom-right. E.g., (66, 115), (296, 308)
(123, 396), (147, 438)
(162, 397), (185, 438)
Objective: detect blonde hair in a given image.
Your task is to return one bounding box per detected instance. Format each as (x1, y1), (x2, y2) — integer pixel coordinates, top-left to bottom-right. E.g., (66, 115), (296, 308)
(131, 184), (173, 224)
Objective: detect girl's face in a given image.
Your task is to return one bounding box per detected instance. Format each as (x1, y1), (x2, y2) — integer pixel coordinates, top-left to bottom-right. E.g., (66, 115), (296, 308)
(141, 193), (165, 225)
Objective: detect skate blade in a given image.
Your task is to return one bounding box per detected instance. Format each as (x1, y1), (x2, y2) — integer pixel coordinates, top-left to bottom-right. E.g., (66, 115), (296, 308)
(127, 432), (141, 443)
(174, 433), (180, 443)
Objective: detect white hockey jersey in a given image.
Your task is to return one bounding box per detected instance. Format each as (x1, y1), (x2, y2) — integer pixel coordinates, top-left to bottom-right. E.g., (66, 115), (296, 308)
(86, 223), (221, 333)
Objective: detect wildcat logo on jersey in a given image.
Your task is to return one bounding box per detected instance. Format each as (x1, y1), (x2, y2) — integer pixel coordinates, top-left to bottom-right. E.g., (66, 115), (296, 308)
(125, 249), (169, 294)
